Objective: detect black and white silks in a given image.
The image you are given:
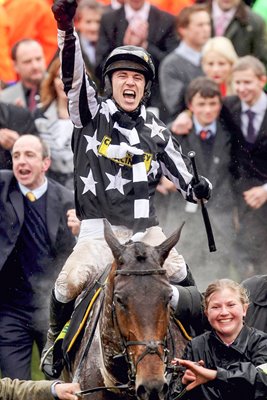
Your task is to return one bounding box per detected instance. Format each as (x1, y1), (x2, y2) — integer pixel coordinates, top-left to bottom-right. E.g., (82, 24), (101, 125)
(106, 100), (149, 240)
(58, 28), (200, 239)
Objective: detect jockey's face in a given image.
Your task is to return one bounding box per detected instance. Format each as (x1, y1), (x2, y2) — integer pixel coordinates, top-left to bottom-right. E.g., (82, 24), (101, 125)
(112, 69), (145, 112)
(12, 135), (51, 190)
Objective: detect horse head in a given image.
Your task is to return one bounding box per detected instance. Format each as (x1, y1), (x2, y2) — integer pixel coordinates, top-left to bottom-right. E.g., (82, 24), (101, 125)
(101, 220), (184, 400)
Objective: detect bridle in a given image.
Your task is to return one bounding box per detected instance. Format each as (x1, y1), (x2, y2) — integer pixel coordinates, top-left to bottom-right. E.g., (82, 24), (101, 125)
(75, 267), (171, 397)
(112, 268), (170, 384)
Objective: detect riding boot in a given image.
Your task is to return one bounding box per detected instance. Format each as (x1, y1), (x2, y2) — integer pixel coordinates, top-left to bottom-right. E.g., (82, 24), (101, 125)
(40, 289), (75, 379)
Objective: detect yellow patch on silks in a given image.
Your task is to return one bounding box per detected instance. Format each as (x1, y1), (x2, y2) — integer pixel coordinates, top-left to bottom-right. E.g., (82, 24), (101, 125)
(99, 135), (152, 172)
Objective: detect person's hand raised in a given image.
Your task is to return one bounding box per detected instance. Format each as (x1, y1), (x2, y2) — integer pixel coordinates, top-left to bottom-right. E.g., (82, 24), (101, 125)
(52, 0), (77, 31)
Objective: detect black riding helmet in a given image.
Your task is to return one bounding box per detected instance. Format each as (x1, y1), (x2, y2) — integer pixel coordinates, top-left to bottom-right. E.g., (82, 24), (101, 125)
(102, 45), (155, 103)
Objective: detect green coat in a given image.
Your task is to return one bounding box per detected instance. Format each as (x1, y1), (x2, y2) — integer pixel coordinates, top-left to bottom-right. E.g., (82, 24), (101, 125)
(209, 1), (267, 68)
(253, 0), (267, 24)
(0, 378), (54, 400)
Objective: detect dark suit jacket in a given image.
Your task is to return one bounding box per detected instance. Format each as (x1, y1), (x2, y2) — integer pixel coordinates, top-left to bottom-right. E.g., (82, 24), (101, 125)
(77, 32), (101, 92)
(95, 5), (179, 118)
(178, 121), (233, 213)
(242, 275), (267, 333)
(222, 96), (267, 189)
(209, 1), (267, 68)
(221, 97), (267, 274)
(95, 5), (178, 78)
(0, 171), (76, 278)
(0, 102), (38, 169)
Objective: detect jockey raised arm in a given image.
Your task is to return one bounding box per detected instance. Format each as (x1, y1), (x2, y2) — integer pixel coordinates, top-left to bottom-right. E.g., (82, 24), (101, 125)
(41, 0), (212, 379)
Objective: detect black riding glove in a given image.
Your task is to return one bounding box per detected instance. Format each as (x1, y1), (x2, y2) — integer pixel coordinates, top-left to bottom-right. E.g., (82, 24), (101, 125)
(191, 176), (211, 200)
(52, 0), (77, 31)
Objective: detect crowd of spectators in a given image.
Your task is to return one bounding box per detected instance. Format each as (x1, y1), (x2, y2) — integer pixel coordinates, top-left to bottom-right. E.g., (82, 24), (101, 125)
(0, 1), (266, 396)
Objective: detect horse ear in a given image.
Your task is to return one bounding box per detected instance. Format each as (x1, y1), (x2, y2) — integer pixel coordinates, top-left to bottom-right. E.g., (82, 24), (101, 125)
(155, 222), (185, 265)
(103, 219), (125, 260)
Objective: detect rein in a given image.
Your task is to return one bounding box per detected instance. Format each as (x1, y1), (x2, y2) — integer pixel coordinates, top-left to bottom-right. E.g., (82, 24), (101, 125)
(115, 269), (167, 276)
(76, 267), (170, 397)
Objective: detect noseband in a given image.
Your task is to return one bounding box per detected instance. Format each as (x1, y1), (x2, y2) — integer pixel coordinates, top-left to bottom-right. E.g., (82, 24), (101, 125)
(113, 268), (169, 382)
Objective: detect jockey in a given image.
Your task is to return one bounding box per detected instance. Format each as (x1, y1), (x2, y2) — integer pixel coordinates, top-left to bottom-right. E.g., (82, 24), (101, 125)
(41, 0), (212, 379)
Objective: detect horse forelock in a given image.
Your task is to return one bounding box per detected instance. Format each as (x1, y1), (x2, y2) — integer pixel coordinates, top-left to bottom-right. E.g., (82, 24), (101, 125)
(115, 241), (162, 273)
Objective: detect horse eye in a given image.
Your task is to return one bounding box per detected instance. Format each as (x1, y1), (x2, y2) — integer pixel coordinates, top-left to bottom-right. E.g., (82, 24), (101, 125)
(165, 292), (173, 306)
(114, 294), (125, 307)
(117, 256), (124, 265)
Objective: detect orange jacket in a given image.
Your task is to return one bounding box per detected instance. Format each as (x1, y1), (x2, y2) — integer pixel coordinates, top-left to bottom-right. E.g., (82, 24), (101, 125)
(0, 5), (16, 84)
(148, 0), (194, 15)
(3, 0), (58, 67)
(98, 0), (194, 15)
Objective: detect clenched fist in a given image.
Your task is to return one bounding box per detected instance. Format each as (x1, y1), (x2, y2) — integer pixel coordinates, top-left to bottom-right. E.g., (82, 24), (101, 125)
(52, 0), (77, 30)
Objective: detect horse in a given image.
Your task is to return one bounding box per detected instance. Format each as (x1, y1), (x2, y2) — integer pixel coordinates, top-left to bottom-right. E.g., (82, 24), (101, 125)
(63, 220), (189, 400)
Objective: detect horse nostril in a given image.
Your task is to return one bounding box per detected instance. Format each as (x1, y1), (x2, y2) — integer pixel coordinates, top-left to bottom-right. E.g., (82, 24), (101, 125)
(136, 382), (169, 400)
(137, 384), (146, 399)
(162, 382), (168, 395)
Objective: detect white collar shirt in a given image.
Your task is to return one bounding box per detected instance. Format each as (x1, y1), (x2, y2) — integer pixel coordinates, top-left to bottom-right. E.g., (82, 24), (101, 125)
(175, 41), (202, 67)
(125, 2), (150, 23)
(19, 178), (48, 200)
(241, 91), (267, 139)
(193, 117), (217, 139)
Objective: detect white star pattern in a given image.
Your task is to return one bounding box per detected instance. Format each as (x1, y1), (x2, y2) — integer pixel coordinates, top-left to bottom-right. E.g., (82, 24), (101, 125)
(148, 159), (160, 179)
(100, 102), (110, 122)
(84, 130), (101, 156)
(145, 118), (166, 141)
(105, 169), (131, 195)
(80, 170), (98, 196)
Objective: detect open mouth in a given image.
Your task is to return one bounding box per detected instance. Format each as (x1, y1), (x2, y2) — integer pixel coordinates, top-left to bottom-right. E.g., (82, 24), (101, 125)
(123, 90), (136, 100)
(18, 168), (31, 177)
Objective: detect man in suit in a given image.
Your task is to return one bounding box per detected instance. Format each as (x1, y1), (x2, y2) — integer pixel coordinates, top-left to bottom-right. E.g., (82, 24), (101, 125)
(0, 39), (46, 111)
(95, 0), (179, 120)
(0, 134), (79, 379)
(164, 77), (234, 288)
(209, 0), (267, 68)
(0, 102), (38, 169)
(74, 0), (105, 91)
(222, 55), (267, 278)
(159, 4), (211, 121)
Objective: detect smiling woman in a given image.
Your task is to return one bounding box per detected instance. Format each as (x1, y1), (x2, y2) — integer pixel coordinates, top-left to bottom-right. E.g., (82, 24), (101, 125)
(172, 279), (267, 400)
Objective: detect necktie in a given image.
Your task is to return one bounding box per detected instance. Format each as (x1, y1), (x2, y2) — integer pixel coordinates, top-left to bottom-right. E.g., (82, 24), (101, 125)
(28, 88), (37, 111)
(246, 109), (256, 144)
(199, 129), (211, 141)
(26, 192), (36, 202)
(215, 13), (227, 36)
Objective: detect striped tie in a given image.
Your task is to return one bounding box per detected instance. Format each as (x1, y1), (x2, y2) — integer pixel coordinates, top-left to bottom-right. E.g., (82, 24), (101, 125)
(26, 192), (36, 202)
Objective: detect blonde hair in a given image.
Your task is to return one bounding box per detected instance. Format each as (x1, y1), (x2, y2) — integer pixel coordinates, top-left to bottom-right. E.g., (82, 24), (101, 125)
(201, 37), (238, 95)
(204, 279), (249, 311)
(232, 55), (266, 78)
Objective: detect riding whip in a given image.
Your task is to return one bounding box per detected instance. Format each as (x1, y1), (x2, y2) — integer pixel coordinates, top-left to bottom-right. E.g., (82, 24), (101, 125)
(188, 151), (216, 252)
